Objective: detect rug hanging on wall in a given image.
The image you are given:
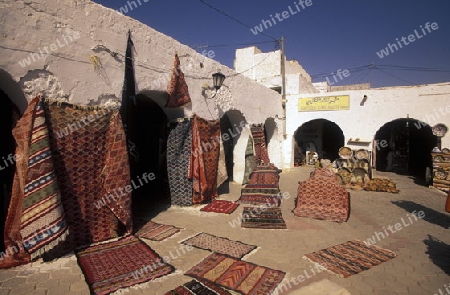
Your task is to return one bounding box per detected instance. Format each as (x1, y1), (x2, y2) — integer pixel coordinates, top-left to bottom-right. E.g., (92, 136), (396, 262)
(44, 99), (133, 253)
(135, 220), (183, 242)
(250, 124), (271, 165)
(242, 136), (256, 184)
(167, 119), (193, 206)
(189, 115), (221, 204)
(303, 239), (397, 278)
(164, 279), (232, 295)
(186, 252), (285, 295)
(241, 207), (286, 229)
(181, 232), (257, 259)
(200, 200), (239, 214)
(76, 235), (174, 295)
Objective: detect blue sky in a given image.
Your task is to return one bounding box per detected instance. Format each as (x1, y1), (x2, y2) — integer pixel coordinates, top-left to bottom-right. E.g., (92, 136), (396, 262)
(93, 0), (450, 88)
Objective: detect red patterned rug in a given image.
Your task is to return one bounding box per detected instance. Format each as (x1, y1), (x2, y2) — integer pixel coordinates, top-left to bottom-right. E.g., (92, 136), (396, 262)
(303, 240), (397, 278)
(76, 235), (174, 295)
(136, 220), (183, 241)
(181, 233), (257, 259)
(200, 200), (239, 214)
(241, 207), (286, 229)
(186, 253), (285, 295)
(164, 279), (231, 295)
(248, 171), (279, 186)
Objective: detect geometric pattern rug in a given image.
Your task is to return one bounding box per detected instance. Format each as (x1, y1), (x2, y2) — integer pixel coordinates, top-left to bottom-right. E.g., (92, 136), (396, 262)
(181, 233), (257, 259)
(186, 253), (285, 295)
(136, 220), (183, 242)
(236, 194), (281, 207)
(241, 207), (287, 229)
(76, 235), (174, 295)
(163, 279), (232, 295)
(200, 200), (239, 214)
(303, 239), (397, 278)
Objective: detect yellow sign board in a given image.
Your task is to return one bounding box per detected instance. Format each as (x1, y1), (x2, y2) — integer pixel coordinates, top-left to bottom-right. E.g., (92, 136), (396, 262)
(298, 95), (350, 112)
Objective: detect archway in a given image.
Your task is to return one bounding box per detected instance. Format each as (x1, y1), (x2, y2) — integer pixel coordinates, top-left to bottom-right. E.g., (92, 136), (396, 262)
(220, 110), (246, 182)
(374, 118), (437, 183)
(294, 119), (344, 163)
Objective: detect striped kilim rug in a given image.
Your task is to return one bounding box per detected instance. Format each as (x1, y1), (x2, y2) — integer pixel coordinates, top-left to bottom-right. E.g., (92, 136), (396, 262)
(164, 279), (231, 295)
(136, 220), (182, 241)
(236, 194), (281, 207)
(181, 233), (257, 259)
(200, 200), (239, 214)
(76, 235), (174, 295)
(186, 253), (285, 295)
(241, 187), (280, 195)
(303, 239), (397, 278)
(241, 207), (286, 229)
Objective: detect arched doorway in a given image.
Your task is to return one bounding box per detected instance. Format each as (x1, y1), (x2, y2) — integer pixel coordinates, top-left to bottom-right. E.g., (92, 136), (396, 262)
(220, 110), (246, 182)
(294, 119), (344, 163)
(374, 118), (437, 183)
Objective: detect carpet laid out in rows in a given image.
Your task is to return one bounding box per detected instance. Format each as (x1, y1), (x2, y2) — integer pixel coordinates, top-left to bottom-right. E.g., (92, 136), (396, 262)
(135, 220), (183, 241)
(293, 168), (350, 222)
(167, 119), (193, 206)
(181, 232), (257, 259)
(186, 252), (285, 295)
(303, 239), (397, 278)
(241, 207), (287, 229)
(200, 200), (239, 214)
(76, 235), (174, 295)
(164, 279), (232, 295)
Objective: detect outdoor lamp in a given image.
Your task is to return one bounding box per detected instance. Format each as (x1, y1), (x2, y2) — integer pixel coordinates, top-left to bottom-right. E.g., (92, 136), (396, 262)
(212, 71), (226, 90)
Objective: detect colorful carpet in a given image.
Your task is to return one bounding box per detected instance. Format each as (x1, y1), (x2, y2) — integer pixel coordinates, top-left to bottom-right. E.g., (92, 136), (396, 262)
(181, 233), (257, 259)
(45, 100), (132, 252)
(186, 253), (285, 295)
(244, 184), (279, 189)
(136, 220), (182, 241)
(166, 53), (191, 108)
(242, 136), (256, 184)
(167, 119), (193, 206)
(164, 279), (232, 295)
(248, 171), (279, 186)
(241, 207), (286, 229)
(76, 235), (174, 295)
(236, 195), (281, 207)
(250, 124), (270, 165)
(303, 240), (397, 278)
(189, 115), (221, 204)
(200, 200), (239, 214)
(294, 168), (350, 222)
(241, 187), (280, 195)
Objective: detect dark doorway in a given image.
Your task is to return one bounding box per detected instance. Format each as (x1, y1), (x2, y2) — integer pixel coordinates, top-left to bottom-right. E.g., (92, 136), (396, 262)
(0, 89), (20, 252)
(374, 118), (437, 183)
(294, 119), (344, 162)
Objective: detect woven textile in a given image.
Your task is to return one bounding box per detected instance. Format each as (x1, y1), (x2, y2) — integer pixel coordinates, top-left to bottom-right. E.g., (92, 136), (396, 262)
(167, 120), (193, 206)
(186, 253), (285, 295)
(164, 279), (232, 295)
(294, 168), (350, 222)
(241, 187), (280, 195)
(44, 100), (132, 251)
(181, 233), (257, 259)
(236, 195), (281, 207)
(200, 200), (239, 214)
(248, 171), (279, 186)
(241, 207), (286, 229)
(242, 136), (256, 184)
(303, 240), (397, 278)
(216, 138), (228, 187)
(76, 235), (174, 295)
(250, 124), (270, 165)
(136, 220), (182, 241)
(19, 99), (69, 258)
(189, 115), (221, 204)
(166, 53), (191, 108)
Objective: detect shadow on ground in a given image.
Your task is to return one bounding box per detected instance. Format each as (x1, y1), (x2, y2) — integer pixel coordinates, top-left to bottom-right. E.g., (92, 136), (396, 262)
(391, 200), (450, 229)
(424, 235), (450, 276)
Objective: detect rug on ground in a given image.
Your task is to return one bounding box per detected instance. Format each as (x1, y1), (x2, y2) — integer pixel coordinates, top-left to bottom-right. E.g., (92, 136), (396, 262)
(241, 207), (287, 229)
(136, 220), (183, 241)
(200, 200), (239, 214)
(186, 252), (285, 295)
(303, 239), (397, 278)
(181, 232), (257, 259)
(236, 194), (281, 207)
(164, 279), (232, 295)
(76, 235), (174, 295)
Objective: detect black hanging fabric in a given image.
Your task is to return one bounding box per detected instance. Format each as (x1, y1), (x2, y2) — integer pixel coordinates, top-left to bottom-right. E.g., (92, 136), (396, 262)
(120, 30), (139, 179)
